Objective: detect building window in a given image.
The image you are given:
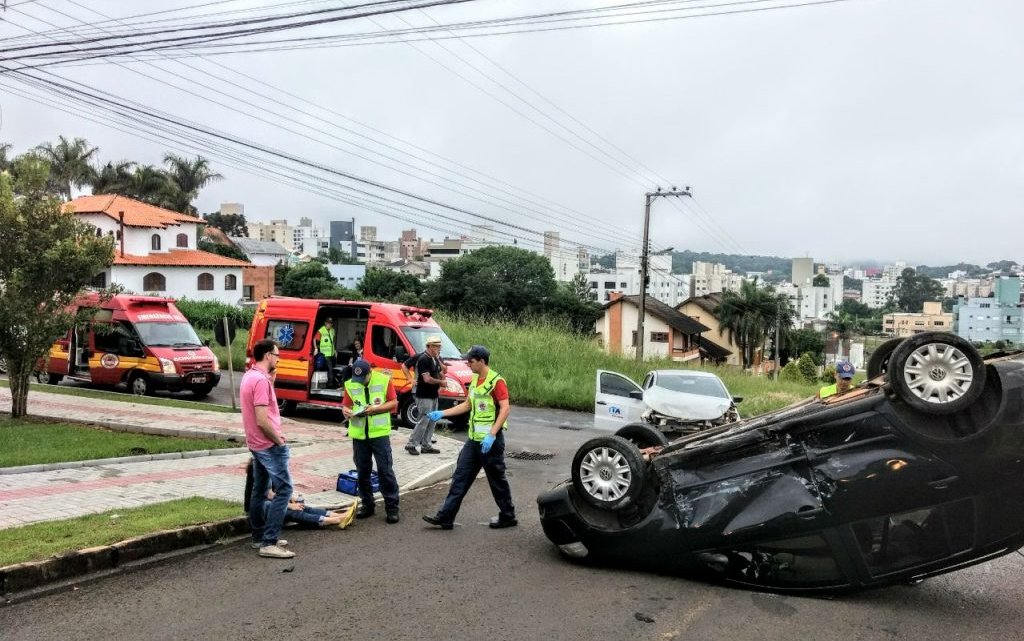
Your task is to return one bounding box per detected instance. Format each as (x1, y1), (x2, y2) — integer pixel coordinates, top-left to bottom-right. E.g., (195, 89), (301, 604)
(224, 274), (237, 291)
(620, 282), (627, 288)
(197, 273), (214, 290)
(90, 272), (106, 288)
(243, 285), (254, 301)
(151, 234), (161, 251)
(933, 321), (944, 326)
(604, 281), (616, 289)
(143, 272), (166, 291)
(650, 332), (669, 342)
(176, 233), (189, 248)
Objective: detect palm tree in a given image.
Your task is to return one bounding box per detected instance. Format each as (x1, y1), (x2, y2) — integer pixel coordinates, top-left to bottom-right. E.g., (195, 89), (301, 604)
(716, 280), (792, 369)
(35, 136), (99, 199)
(825, 310), (861, 361)
(90, 160), (137, 195)
(163, 153), (222, 214)
(126, 164), (176, 206)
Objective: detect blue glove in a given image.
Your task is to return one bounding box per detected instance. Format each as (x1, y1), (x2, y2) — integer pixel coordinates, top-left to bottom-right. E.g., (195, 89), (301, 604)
(480, 434), (495, 454)
(426, 410), (444, 422)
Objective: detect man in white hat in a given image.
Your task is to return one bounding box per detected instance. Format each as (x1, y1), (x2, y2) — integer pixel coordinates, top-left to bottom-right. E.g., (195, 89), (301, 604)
(405, 335), (446, 455)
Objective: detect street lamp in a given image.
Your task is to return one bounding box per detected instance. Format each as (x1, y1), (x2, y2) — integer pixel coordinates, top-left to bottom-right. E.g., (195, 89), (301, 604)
(636, 187), (691, 361)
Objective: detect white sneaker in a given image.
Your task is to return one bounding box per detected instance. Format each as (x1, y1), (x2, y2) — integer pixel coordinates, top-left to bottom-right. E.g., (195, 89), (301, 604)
(258, 544), (295, 559)
(251, 539), (288, 549)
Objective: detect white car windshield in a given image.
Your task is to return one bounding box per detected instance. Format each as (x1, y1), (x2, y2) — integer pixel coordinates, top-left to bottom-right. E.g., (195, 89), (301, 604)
(656, 374), (729, 399)
(401, 327), (461, 360)
(134, 322), (203, 347)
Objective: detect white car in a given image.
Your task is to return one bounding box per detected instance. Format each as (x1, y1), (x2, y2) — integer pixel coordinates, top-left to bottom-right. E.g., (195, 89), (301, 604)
(594, 369), (742, 436)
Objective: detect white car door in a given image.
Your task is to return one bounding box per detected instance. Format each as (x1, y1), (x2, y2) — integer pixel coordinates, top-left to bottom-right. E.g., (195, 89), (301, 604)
(594, 369), (647, 429)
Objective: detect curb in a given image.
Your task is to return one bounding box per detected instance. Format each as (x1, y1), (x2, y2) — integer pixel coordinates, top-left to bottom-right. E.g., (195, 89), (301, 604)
(0, 447), (252, 476)
(0, 517), (248, 597)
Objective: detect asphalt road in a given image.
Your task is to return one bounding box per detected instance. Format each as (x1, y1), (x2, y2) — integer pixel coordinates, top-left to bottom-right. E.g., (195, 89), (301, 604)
(3, 403), (1024, 640)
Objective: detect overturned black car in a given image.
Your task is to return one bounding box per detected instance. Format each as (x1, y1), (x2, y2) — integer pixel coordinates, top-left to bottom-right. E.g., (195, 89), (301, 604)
(537, 333), (1024, 593)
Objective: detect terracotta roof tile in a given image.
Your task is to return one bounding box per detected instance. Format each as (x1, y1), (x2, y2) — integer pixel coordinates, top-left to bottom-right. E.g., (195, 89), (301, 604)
(65, 195), (202, 229)
(113, 249), (250, 267)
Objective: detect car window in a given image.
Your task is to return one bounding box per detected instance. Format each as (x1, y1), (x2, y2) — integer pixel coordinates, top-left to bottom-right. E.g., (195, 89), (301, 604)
(851, 499), (974, 577)
(700, 533), (845, 588)
(656, 374), (729, 398)
(600, 372), (638, 397)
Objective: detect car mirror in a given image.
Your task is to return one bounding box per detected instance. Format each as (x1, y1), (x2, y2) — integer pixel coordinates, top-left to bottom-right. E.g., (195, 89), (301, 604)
(732, 396), (744, 403)
(628, 390), (643, 400)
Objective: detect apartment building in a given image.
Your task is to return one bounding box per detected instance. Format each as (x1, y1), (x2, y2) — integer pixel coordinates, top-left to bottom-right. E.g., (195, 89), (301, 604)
(862, 279), (897, 309)
(690, 261), (744, 298)
(248, 219), (295, 252)
(883, 301), (953, 337)
(954, 277), (1024, 346)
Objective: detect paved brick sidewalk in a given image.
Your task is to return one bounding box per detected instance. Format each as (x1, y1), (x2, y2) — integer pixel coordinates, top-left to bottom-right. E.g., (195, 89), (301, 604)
(0, 387), (459, 530)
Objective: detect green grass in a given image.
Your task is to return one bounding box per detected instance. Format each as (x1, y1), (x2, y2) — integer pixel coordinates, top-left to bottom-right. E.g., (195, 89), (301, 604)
(438, 314), (821, 416)
(0, 378), (237, 413)
(0, 418), (239, 467)
(196, 328), (250, 372)
(0, 498), (242, 566)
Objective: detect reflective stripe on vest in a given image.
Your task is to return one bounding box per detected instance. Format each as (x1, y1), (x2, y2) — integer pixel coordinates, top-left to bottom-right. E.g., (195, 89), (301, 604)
(317, 326), (335, 357)
(345, 371), (391, 439)
(468, 369), (505, 442)
(819, 383), (837, 399)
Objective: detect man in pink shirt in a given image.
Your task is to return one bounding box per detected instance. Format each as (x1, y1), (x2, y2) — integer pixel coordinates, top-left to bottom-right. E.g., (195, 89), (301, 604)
(242, 339), (295, 559)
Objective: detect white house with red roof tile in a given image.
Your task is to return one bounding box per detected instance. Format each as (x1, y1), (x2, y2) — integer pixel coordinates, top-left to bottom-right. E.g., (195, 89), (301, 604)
(65, 195), (249, 305)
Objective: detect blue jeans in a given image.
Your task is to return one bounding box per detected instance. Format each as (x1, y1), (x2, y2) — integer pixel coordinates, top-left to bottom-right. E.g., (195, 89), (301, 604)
(353, 436), (399, 511)
(436, 432), (514, 524)
(249, 445), (293, 546)
(262, 500), (328, 528)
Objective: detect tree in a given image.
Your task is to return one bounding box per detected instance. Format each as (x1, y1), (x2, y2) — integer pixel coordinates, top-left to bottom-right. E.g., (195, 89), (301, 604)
(888, 267), (945, 313)
(90, 160), (137, 196)
(715, 279), (790, 369)
(0, 157), (115, 417)
(124, 164), (174, 207)
(202, 211), (248, 237)
(425, 246), (557, 317)
(797, 353), (819, 384)
(825, 309), (861, 360)
(162, 154), (222, 214)
(569, 272), (593, 303)
(836, 298), (872, 319)
(34, 135), (99, 199)
(0, 142), (12, 173)
(785, 328), (825, 365)
(198, 237), (249, 262)
(327, 246), (359, 265)
(812, 273), (830, 287)
(358, 268), (423, 302)
(281, 261), (356, 299)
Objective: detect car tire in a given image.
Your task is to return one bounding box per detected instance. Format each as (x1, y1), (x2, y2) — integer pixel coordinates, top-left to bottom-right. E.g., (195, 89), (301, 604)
(192, 385), (215, 399)
(129, 373), (152, 396)
(614, 423), (669, 448)
(277, 398), (297, 416)
(0, 354), (6, 375)
(867, 337), (904, 379)
(888, 332), (985, 415)
(47, 373), (63, 385)
(400, 396), (420, 428)
(571, 435), (647, 511)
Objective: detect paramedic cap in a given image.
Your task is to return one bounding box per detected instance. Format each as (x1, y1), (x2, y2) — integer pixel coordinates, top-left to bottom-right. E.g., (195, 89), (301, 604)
(461, 345), (490, 362)
(836, 361), (855, 379)
(350, 358), (371, 383)
(426, 335), (442, 345)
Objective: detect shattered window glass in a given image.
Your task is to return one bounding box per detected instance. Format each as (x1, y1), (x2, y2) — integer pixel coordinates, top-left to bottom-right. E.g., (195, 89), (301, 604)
(698, 534), (844, 588)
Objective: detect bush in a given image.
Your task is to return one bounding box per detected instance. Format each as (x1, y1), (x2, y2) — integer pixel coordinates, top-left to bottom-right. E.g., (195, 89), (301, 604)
(779, 360), (804, 383)
(797, 353), (818, 384)
(175, 299), (254, 332)
(820, 364), (837, 383)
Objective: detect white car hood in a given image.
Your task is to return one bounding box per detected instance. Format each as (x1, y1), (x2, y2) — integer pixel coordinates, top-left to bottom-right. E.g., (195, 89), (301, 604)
(643, 386), (731, 421)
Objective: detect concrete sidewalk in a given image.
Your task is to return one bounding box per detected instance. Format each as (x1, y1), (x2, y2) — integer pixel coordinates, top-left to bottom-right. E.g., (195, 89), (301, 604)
(0, 387), (459, 530)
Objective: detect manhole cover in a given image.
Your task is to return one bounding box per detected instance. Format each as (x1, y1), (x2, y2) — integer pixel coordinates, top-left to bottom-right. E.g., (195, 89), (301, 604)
(558, 424), (583, 431)
(507, 450), (555, 461)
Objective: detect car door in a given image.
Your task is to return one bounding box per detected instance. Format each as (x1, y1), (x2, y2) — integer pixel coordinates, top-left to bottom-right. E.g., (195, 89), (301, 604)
(594, 370), (647, 429)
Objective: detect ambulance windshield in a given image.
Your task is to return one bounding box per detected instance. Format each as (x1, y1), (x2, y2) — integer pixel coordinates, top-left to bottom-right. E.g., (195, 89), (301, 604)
(134, 322), (203, 348)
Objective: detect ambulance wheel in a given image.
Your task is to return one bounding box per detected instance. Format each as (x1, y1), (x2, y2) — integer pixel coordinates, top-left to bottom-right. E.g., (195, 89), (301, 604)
(192, 385), (214, 399)
(277, 398), (297, 416)
(129, 373), (153, 396)
(400, 397), (421, 428)
(0, 355), (6, 374)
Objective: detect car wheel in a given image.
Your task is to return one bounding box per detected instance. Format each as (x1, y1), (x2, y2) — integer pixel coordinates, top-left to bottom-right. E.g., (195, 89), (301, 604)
(889, 332), (985, 415)
(400, 397), (421, 428)
(192, 385), (215, 399)
(47, 373), (63, 385)
(614, 423), (669, 448)
(0, 355), (6, 374)
(277, 398), (297, 416)
(867, 337), (904, 379)
(129, 373), (152, 396)
(571, 435), (647, 511)
(34, 370), (51, 384)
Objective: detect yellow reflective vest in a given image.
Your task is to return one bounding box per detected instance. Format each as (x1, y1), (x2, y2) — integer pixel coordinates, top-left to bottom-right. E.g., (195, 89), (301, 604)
(345, 371), (391, 439)
(468, 369), (506, 442)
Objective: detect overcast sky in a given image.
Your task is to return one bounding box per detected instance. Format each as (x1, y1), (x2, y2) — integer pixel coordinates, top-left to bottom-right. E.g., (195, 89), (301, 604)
(1, 0), (1021, 267)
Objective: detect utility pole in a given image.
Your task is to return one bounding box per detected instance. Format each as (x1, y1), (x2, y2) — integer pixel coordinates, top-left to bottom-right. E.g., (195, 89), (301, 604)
(636, 186), (691, 361)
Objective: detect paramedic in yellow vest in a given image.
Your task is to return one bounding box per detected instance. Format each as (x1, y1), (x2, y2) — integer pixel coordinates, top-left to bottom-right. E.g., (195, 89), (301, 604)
(342, 359), (401, 524)
(314, 318), (336, 386)
(819, 360), (856, 399)
(422, 345), (517, 530)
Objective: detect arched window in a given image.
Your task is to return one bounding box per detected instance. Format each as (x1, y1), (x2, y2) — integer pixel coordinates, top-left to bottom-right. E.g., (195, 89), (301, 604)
(143, 272), (166, 291)
(197, 273), (214, 291)
(224, 274), (237, 291)
(151, 234), (161, 251)
(176, 233), (189, 248)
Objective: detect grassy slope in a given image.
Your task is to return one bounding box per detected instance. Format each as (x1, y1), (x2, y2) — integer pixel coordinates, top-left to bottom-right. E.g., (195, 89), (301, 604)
(0, 418), (239, 467)
(438, 314), (820, 416)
